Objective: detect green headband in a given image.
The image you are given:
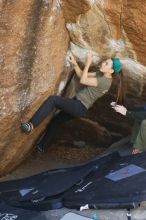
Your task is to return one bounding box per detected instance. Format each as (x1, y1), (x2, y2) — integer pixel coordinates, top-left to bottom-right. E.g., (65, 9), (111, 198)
(112, 58), (122, 74)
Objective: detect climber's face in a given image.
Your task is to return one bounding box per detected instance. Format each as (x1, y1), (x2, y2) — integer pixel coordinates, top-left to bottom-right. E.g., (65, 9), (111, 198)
(99, 59), (114, 74)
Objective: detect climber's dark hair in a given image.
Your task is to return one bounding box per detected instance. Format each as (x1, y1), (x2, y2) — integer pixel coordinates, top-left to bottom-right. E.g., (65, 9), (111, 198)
(114, 70), (125, 105)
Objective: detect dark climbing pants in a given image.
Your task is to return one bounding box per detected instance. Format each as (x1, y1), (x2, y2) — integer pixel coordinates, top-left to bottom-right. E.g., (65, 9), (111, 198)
(30, 96), (87, 127)
(38, 111), (76, 148)
(30, 96), (87, 148)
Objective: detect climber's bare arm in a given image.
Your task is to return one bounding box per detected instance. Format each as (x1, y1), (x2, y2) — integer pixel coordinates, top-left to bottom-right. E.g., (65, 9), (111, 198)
(80, 65), (98, 87)
(80, 52), (98, 87)
(73, 63), (96, 78)
(67, 55), (82, 78)
(88, 72), (96, 77)
(67, 52), (97, 84)
(73, 62), (82, 78)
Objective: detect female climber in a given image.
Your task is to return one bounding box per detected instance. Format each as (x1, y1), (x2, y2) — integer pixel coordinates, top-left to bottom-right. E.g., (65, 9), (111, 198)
(20, 51), (122, 152)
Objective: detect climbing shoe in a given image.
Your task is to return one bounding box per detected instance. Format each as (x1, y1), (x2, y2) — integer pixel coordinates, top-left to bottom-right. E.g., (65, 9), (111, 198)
(20, 122), (34, 133)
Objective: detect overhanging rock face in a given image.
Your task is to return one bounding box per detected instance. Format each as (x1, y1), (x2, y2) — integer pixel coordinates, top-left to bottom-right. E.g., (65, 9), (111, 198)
(1, 0), (146, 176)
(0, 0), (69, 175)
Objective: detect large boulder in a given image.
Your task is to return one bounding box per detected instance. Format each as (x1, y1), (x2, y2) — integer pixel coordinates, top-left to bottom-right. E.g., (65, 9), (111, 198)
(0, 0), (69, 176)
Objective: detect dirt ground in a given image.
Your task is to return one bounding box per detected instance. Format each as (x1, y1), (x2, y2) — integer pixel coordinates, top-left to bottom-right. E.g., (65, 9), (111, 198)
(0, 143), (106, 181)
